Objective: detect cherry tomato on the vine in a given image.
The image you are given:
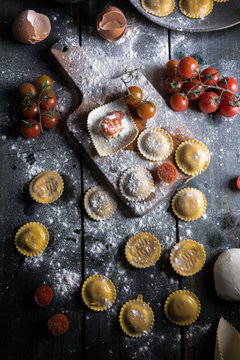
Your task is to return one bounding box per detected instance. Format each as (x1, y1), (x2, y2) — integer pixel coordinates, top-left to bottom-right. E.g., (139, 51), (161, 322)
(164, 59), (179, 77)
(198, 91), (220, 114)
(183, 79), (204, 100)
(19, 83), (38, 99)
(169, 93), (189, 112)
(218, 94), (240, 118)
(137, 101), (156, 120)
(21, 101), (39, 118)
(200, 68), (219, 87)
(126, 86), (143, 107)
(217, 77), (238, 95)
(34, 286), (53, 307)
(177, 56), (200, 79)
(41, 112), (59, 129)
(35, 75), (53, 94)
(40, 93), (57, 110)
(20, 119), (41, 138)
(164, 75), (183, 95)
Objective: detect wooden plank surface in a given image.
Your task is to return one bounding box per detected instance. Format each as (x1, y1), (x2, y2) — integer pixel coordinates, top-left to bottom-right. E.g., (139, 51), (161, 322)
(1, 0), (240, 359)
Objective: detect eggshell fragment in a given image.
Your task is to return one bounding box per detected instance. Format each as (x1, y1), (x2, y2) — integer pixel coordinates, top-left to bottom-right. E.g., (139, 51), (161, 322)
(12, 10), (51, 44)
(96, 6), (127, 42)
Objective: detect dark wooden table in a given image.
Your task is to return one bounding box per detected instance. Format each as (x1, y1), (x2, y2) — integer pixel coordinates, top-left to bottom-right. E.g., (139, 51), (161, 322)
(1, 1), (240, 359)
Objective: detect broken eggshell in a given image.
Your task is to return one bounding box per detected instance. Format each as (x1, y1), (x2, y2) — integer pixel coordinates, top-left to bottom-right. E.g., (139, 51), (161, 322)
(12, 10), (51, 44)
(96, 6), (127, 42)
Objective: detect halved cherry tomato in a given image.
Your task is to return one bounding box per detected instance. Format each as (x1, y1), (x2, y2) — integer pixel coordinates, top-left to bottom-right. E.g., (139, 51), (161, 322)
(34, 286), (53, 307)
(21, 101), (38, 118)
(218, 94), (240, 118)
(100, 111), (123, 136)
(198, 91), (220, 114)
(126, 86), (143, 107)
(217, 77), (238, 95)
(164, 59), (179, 77)
(47, 314), (69, 336)
(40, 93), (57, 110)
(177, 56), (200, 79)
(35, 75), (53, 94)
(169, 93), (189, 112)
(183, 79), (204, 100)
(41, 112), (59, 129)
(137, 101), (156, 120)
(157, 163), (178, 183)
(164, 75), (183, 95)
(236, 176), (240, 190)
(20, 119), (41, 138)
(19, 83), (38, 99)
(200, 68), (219, 87)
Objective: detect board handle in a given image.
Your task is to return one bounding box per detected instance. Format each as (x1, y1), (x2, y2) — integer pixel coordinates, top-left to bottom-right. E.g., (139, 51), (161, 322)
(51, 40), (104, 97)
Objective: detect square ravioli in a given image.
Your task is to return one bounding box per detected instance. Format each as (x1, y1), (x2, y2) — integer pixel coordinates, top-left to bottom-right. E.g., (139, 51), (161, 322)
(87, 98), (139, 157)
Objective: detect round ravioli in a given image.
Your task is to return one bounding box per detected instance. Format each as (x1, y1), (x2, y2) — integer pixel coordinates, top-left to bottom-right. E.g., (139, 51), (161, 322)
(172, 187), (207, 221)
(119, 294), (154, 337)
(175, 140), (210, 176)
(179, 0), (213, 19)
(137, 127), (173, 161)
(15, 222), (49, 257)
(165, 290), (201, 325)
(141, 0), (175, 16)
(119, 167), (154, 202)
(29, 170), (64, 204)
(81, 275), (116, 311)
(84, 186), (117, 221)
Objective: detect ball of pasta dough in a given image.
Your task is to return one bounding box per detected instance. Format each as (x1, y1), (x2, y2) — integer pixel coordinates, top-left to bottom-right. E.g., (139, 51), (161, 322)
(213, 248), (240, 301)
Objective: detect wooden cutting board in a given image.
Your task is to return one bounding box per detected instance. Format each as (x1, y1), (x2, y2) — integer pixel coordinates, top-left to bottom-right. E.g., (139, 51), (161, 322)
(51, 40), (195, 216)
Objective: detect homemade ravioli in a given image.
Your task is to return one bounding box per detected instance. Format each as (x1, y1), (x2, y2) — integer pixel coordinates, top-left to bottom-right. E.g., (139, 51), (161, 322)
(172, 187), (207, 221)
(179, 0), (213, 19)
(84, 186), (117, 221)
(29, 170), (64, 204)
(15, 222), (49, 256)
(141, 0), (175, 17)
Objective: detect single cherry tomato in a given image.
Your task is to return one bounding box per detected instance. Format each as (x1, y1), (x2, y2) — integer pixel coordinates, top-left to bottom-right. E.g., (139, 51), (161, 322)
(169, 93), (189, 112)
(19, 83), (38, 99)
(217, 77), (238, 95)
(40, 93), (57, 110)
(183, 79), (204, 100)
(21, 101), (39, 118)
(177, 56), (200, 79)
(157, 163), (178, 183)
(41, 112), (59, 129)
(34, 286), (53, 307)
(137, 101), (156, 120)
(47, 314), (69, 336)
(236, 176), (240, 190)
(20, 119), (41, 138)
(200, 68), (219, 87)
(126, 86), (143, 107)
(164, 59), (179, 77)
(218, 94), (240, 118)
(100, 110), (123, 137)
(164, 75), (183, 95)
(35, 75), (53, 94)
(198, 91), (220, 114)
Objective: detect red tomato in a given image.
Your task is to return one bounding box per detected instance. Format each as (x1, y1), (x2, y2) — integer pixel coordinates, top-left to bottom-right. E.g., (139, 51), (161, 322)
(19, 83), (38, 99)
(200, 68), (219, 87)
(198, 91), (220, 114)
(177, 56), (200, 79)
(40, 93), (57, 110)
(183, 79), (204, 100)
(217, 77), (238, 95)
(164, 75), (183, 95)
(157, 163), (178, 183)
(100, 111), (123, 136)
(20, 119), (41, 138)
(126, 86), (143, 107)
(169, 93), (189, 112)
(164, 59), (179, 77)
(236, 176), (240, 190)
(137, 101), (156, 120)
(47, 314), (69, 336)
(35, 75), (53, 93)
(41, 112), (59, 129)
(218, 94), (240, 118)
(21, 101), (38, 119)
(34, 286), (53, 307)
